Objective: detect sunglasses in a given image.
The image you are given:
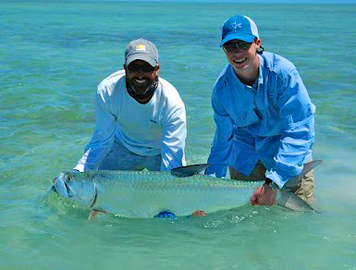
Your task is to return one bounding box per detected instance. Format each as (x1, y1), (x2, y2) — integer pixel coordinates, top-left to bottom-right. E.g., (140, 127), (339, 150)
(127, 63), (155, 73)
(223, 41), (253, 53)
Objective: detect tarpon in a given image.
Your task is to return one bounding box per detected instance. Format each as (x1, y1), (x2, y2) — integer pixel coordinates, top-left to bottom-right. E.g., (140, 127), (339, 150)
(51, 161), (322, 219)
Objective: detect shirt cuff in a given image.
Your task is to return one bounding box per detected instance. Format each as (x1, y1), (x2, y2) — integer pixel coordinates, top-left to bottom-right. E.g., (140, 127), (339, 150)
(265, 169), (286, 189)
(73, 164), (85, 173)
(205, 164), (227, 178)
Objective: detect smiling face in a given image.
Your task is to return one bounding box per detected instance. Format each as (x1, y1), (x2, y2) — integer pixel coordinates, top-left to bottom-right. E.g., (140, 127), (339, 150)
(223, 38), (261, 85)
(124, 60), (159, 96)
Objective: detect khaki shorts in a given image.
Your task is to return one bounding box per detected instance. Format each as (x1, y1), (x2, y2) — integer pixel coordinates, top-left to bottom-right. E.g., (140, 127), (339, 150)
(229, 159), (315, 204)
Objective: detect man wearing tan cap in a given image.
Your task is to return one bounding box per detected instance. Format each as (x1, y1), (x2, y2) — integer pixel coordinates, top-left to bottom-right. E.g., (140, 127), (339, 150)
(74, 38), (187, 173)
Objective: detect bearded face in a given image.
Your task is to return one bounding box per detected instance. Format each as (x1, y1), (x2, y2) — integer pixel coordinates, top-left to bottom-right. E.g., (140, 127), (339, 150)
(125, 60), (159, 96)
(127, 74), (157, 95)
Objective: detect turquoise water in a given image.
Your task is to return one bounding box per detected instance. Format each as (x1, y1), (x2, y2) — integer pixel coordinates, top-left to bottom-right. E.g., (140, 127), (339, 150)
(1, 2), (356, 269)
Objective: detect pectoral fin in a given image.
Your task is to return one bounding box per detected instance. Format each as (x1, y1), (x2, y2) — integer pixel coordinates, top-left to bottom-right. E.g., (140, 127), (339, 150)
(192, 211), (207, 217)
(88, 209), (107, 221)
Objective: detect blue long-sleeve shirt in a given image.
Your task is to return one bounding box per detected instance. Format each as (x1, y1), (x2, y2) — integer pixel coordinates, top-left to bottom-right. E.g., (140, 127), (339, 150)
(206, 52), (315, 188)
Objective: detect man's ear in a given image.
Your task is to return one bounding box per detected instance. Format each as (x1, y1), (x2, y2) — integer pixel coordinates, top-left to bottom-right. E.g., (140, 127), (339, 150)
(255, 38), (261, 48)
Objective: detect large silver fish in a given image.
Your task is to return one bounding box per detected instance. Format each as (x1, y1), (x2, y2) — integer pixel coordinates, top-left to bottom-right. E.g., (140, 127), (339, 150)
(51, 161), (322, 219)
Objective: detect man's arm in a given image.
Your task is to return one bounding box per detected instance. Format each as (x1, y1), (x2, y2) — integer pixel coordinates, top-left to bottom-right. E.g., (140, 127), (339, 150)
(251, 69), (315, 206)
(74, 87), (117, 172)
(266, 69), (315, 188)
(205, 94), (234, 178)
(160, 105), (187, 171)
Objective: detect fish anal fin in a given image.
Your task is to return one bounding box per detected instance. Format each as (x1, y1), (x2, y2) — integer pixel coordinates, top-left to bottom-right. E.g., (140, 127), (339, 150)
(171, 164), (209, 177)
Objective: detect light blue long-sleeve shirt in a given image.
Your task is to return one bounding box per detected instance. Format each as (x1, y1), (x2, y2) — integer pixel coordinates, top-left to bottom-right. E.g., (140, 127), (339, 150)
(206, 52), (315, 188)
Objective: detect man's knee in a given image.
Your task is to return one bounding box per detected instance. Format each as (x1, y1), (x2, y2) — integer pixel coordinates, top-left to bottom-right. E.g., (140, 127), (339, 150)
(283, 160), (315, 204)
(291, 169), (315, 204)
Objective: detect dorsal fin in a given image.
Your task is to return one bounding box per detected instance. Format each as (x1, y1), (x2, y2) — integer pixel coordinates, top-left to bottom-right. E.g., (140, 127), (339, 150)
(171, 164), (209, 177)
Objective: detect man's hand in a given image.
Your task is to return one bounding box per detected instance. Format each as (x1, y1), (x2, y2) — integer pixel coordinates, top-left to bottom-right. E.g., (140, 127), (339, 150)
(192, 211), (207, 217)
(250, 183), (277, 206)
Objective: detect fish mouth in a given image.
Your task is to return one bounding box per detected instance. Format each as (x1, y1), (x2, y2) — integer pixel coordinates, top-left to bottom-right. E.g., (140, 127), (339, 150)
(51, 177), (59, 193)
(52, 174), (70, 198)
(50, 185), (57, 193)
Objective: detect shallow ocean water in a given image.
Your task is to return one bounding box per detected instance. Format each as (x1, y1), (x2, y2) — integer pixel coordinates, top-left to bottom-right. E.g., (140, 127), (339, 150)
(1, 2), (356, 269)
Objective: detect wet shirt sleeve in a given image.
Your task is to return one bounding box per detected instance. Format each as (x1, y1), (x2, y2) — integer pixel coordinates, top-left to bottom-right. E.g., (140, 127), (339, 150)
(74, 87), (116, 172)
(266, 69), (315, 188)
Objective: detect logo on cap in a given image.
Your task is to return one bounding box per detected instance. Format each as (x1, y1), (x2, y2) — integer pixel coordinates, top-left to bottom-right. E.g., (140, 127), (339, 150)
(229, 22), (242, 30)
(136, 44), (146, 51)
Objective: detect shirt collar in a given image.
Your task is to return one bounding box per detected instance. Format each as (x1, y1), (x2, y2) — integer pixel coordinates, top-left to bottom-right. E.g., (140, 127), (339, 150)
(227, 54), (264, 90)
(257, 53), (264, 86)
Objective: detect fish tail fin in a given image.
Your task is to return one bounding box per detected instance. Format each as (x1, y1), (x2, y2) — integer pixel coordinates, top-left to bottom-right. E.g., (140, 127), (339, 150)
(277, 190), (317, 212)
(276, 160), (323, 212)
(297, 160), (323, 181)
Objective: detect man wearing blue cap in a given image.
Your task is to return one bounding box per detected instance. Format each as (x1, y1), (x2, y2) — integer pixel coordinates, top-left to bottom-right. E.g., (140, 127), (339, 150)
(74, 38), (187, 173)
(206, 15), (317, 207)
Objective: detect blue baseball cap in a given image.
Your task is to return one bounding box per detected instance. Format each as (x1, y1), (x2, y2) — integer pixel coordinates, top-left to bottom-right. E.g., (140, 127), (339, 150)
(221, 15), (259, 46)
